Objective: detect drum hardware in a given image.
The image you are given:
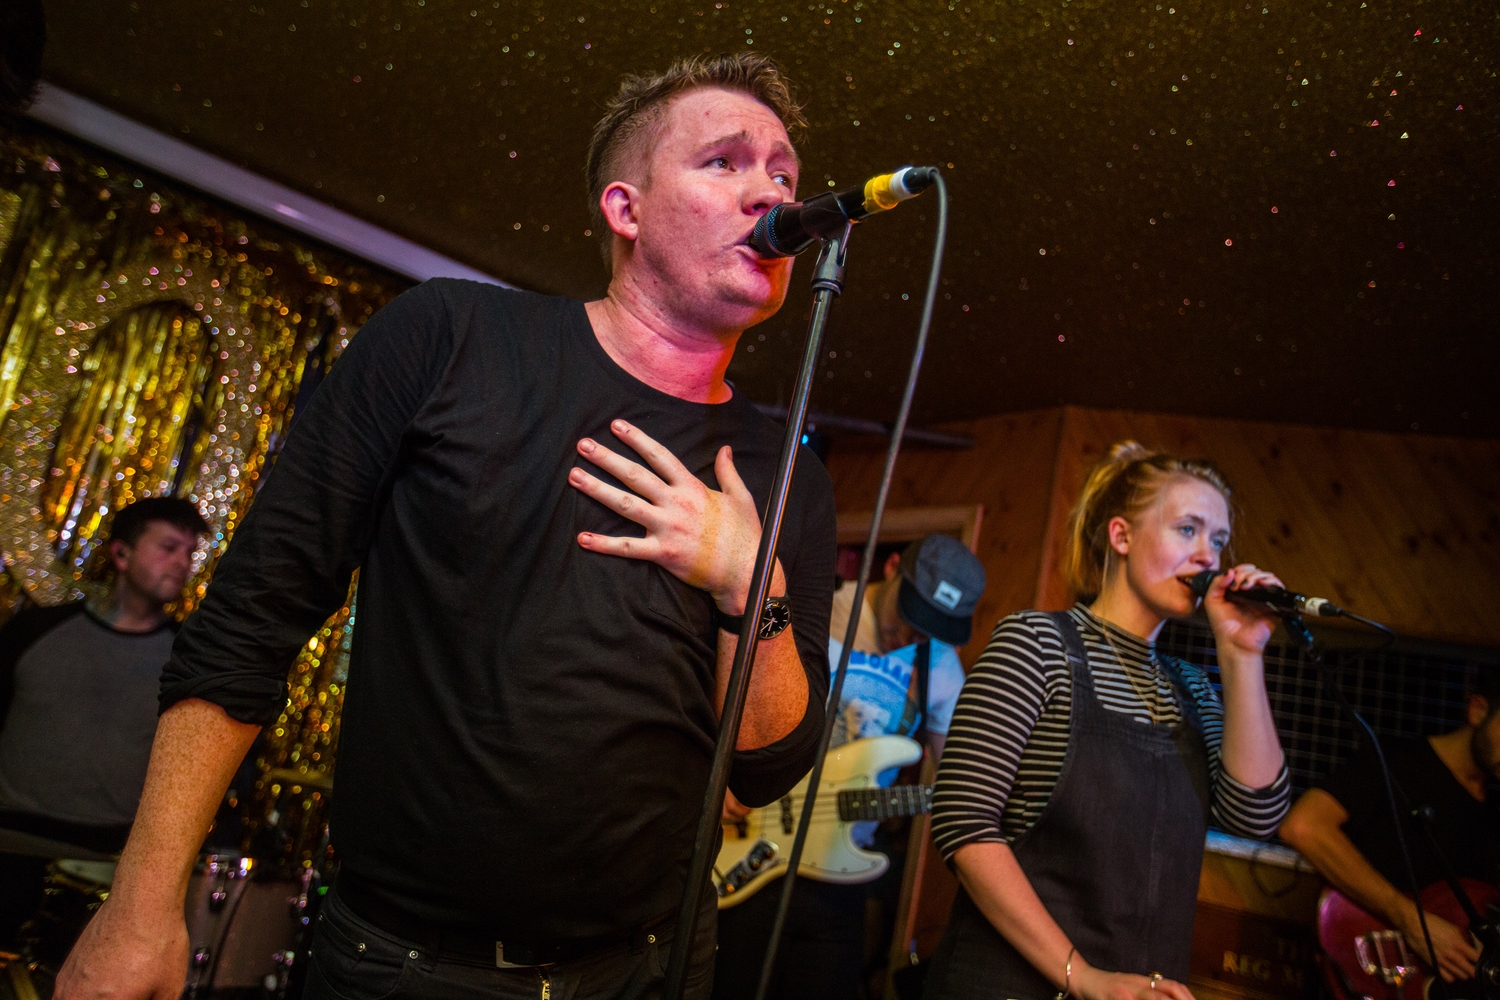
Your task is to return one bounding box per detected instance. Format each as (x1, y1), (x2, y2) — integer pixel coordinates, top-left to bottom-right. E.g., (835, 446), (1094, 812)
(205, 853), (252, 910)
(53, 858), (116, 886)
(15, 851), (304, 997)
(6, 776), (332, 996)
(0, 827), (115, 862)
(264, 767), (335, 793)
(266, 948), (296, 994)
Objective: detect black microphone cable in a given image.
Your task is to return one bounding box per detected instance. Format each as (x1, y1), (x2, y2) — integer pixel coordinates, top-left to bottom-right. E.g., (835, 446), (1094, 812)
(752, 170), (949, 1000)
(1189, 570), (1441, 990)
(1306, 639), (1446, 999)
(1193, 573), (1441, 996)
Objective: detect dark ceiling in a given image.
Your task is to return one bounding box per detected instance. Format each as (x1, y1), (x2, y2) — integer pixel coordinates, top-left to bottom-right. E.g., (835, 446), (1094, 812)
(40, 0), (1499, 437)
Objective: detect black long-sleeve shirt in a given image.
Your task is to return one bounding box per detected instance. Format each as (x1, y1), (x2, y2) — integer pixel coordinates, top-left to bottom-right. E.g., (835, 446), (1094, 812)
(161, 280), (835, 939)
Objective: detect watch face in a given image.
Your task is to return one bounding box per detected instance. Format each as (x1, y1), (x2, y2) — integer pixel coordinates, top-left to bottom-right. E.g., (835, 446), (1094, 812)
(758, 597), (792, 639)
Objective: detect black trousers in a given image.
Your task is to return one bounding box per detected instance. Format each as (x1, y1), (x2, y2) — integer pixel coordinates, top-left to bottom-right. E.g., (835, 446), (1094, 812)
(305, 886), (718, 1000)
(712, 879), (864, 1000)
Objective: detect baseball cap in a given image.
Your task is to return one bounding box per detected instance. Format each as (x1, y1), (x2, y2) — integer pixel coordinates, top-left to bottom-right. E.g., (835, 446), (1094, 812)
(895, 534), (987, 646)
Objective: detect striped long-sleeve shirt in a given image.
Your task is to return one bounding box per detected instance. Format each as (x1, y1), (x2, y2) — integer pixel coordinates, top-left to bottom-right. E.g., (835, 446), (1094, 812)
(930, 605), (1291, 861)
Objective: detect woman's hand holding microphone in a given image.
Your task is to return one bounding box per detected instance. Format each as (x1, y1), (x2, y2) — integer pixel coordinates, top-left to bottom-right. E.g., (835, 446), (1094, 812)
(1201, 563), (1288, 660)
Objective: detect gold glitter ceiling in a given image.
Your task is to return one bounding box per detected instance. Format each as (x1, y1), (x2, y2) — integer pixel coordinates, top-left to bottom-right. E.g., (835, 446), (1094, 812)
(39, 0), (1500, 437)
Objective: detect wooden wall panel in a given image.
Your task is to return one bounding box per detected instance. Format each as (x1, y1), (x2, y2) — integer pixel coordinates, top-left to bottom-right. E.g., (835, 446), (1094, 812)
(1033, 406), (1500, 648)
(824, 407), (1064, 665)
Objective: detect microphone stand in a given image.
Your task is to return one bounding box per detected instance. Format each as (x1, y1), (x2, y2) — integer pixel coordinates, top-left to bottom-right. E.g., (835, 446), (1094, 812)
(1409, 807), (1500, 999)
(1278, 614), (1451, 1000)
(661, 222), (855, 1000)
(753, 172), (948, 1000)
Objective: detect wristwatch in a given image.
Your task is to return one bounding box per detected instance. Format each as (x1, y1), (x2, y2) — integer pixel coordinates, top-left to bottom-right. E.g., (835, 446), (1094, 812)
(713, 596), (792, 640)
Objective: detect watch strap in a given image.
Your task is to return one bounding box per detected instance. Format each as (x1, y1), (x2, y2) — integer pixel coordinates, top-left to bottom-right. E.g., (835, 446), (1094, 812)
(714, 596), (790, 638)
(712, 606), (747, 634)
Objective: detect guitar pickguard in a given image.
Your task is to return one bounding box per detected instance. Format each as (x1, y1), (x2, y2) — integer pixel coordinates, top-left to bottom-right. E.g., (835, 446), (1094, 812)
(714, 735), (927, 909)
(716, 838), (783, 901)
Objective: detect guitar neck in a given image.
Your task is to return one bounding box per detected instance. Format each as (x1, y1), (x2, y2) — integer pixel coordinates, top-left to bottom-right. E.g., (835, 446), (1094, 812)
(837, 784), (933, 822)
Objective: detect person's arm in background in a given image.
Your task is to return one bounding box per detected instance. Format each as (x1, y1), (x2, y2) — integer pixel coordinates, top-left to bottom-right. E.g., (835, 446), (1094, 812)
(55, 281), (459, 1000)
(1280, 788), (1478, 982)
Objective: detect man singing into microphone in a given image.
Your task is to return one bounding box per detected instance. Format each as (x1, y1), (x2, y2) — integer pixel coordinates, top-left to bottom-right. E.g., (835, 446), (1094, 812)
(57, 52), (834, 1000)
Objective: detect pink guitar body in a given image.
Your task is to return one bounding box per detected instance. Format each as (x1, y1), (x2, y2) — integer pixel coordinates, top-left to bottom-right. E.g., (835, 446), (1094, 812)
(1317, 878), (1500, 1000)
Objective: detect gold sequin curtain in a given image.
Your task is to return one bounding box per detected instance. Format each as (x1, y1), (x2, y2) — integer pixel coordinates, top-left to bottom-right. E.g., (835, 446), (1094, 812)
(0, 122), (409, 855)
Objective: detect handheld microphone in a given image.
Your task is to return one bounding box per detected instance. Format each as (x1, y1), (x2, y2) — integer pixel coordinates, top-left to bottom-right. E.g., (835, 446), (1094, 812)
(1187, 570), (1344, 618)
(749, 166), (939, 257)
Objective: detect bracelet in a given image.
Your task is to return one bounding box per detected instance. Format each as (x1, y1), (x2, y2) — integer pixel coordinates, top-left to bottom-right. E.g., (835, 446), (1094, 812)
(1054, 946), (1077, 1000)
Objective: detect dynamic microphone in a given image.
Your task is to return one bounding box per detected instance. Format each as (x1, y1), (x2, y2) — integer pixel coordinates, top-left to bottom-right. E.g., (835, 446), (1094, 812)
(1186, 570), (1344, 618)
(749, 166), (939, 257)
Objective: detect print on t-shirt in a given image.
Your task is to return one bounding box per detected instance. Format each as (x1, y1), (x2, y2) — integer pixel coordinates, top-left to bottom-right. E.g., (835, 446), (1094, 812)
(826, 638), (964, 749)
(832, 645), (921, 746)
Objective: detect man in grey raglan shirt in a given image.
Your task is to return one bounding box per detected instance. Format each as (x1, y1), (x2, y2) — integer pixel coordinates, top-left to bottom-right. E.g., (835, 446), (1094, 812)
(0, 497), (207, 945)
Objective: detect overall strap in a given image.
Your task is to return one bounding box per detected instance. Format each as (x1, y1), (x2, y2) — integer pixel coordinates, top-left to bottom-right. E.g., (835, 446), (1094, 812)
(1156, 655), (1205, 736)
(1047, 610), (1092, 696)
(911, 639), (932, 747)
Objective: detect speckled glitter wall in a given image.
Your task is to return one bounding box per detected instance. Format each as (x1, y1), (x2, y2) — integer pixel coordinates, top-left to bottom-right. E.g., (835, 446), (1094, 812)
(0, 121), (408, 849)
(41, 0), (1500, 437)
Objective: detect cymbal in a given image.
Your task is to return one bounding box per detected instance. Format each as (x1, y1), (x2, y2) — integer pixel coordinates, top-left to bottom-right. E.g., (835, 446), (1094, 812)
(264, 767), (334, 792)
(0, 827), (116, 862)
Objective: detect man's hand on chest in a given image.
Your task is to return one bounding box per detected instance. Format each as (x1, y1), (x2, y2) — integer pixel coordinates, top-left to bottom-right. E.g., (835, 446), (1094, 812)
(567, 419), (775, 615)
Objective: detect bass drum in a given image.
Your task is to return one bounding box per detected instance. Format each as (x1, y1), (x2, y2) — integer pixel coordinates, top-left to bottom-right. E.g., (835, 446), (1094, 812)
(17, 854), (308, 998)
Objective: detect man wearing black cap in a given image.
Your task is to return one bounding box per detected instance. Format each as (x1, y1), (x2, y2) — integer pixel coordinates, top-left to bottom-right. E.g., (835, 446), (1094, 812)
(715, 534), (986, 1000)
(824, 534), (985, 762)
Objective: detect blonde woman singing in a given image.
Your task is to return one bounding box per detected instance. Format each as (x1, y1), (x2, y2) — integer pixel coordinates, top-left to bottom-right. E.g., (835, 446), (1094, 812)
(924, 442), (1291, 1000)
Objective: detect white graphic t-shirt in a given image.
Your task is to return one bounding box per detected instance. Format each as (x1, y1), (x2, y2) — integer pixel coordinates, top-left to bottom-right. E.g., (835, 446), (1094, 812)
(826, 632), (963, 847)
(826, 637), (965, 750)
(826, 580), (964, 748)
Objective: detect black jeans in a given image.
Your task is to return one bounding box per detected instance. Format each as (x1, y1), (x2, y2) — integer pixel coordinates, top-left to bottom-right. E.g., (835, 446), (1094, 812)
(304, 886), (717, 1000)
(712, 879), (865, 1000)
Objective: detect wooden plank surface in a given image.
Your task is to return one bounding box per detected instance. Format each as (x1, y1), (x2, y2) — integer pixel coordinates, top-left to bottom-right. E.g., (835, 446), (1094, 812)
(824, 407), (1065, 667)
(835, 504), (984, 551)
(829, 403), (1500, 653)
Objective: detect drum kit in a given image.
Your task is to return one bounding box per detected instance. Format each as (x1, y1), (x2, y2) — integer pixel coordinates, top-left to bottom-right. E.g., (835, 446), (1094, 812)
(2, 768), (334, 999)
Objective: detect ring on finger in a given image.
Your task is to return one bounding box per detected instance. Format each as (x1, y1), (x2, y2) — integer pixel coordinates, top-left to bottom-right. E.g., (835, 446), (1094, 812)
(1149, 973), (1163, 991)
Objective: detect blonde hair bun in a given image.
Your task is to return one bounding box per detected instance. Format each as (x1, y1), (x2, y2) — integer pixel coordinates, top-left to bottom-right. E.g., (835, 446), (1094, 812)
(1106, 440), (1154, 463)
(1061, 441), (1233, 600)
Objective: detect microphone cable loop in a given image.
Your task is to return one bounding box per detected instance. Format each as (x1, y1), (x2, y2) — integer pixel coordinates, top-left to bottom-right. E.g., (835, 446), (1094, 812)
(751, 171), (948, 1000)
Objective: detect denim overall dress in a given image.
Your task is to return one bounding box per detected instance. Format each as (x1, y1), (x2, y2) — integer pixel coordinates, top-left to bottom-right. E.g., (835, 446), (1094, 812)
(924, 612), (1211, 999)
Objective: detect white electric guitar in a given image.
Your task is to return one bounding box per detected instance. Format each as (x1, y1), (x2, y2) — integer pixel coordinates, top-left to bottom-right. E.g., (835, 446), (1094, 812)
(715, 734), (933, 908)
